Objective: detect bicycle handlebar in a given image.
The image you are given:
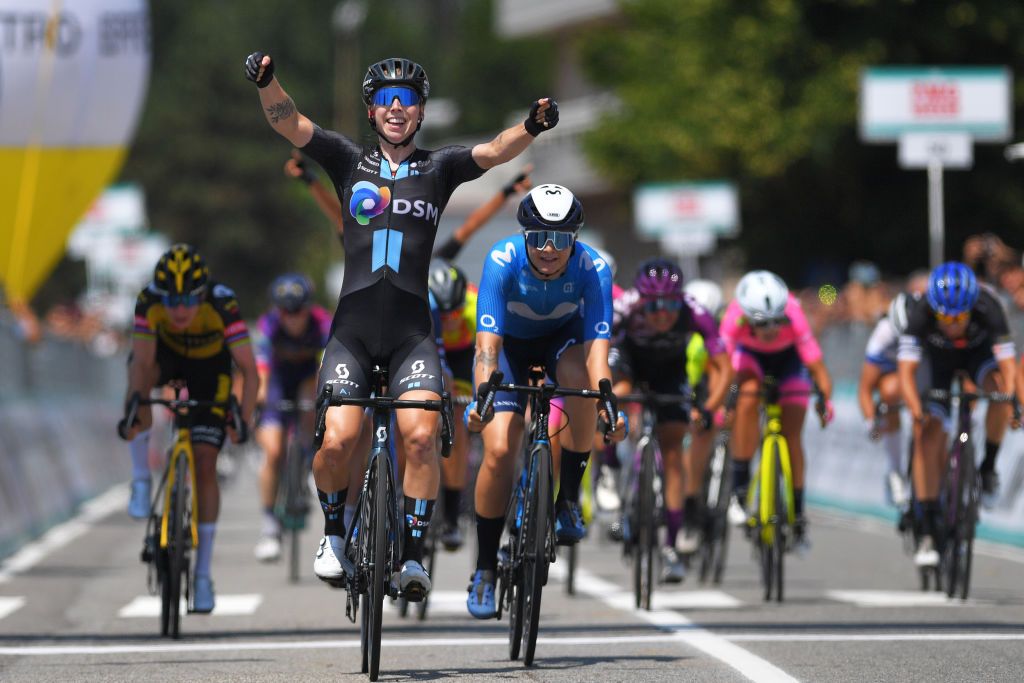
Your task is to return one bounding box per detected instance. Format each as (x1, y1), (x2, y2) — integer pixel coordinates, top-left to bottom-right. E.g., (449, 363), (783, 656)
(118, 393), (245, 441)
(311, 384), (454, 457)
(475, 371), (621, 442)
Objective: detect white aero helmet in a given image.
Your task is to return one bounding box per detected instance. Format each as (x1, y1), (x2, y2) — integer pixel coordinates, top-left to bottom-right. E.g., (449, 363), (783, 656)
(888, 292), (910, 335)
(684, 279), (723, 317)
(736, 270), (788, 322)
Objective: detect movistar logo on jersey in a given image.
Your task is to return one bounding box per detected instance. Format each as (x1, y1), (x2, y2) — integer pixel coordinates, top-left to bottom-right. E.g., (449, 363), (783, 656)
(490, 242), (516, 267)
(350, 181), (391, 225)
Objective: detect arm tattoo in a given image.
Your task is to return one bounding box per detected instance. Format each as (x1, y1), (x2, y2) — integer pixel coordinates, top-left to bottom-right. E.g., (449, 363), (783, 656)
(476, 346), (498, 376)
(265, 98), (295, 124)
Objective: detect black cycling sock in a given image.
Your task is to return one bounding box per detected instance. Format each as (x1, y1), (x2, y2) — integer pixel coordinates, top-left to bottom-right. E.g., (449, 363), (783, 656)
(682, 496), (700, 526)
(402, 496), (434, 564)
(914, 499), (939, 537)
(442, 487), (461, 526)
(732, 460), (751, 500)
(318, 488), (347, 537)
(980, 441), (1000, 474)
(793, 488), (805, 518)
(556, 448), (590, 505)
(475, 514), (505, 572)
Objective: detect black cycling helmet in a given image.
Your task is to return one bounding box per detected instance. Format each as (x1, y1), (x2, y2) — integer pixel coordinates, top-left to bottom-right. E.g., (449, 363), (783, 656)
(361, 57), (430, 106)
(516, 184), (585, 232)
(153, 243), (208, 297)
(427, 259), (468, 313)
(270, 273), (313, 313)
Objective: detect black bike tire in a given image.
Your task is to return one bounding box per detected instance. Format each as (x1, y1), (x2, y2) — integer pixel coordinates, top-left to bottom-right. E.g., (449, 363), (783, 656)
(774, 442), (786, 603)
(943, 443), (962, 599)
(702, 439), (732, 585)
(957, 441), (977, 600)
(522, 444), (551, 666)
(360, 592), (370, 674)
(168, 455), (188, 639)
(760, 445), (775, 602)
(506, 480), (525, 661)
(636, 438), (656, 611)
(368, 451), (389, 681)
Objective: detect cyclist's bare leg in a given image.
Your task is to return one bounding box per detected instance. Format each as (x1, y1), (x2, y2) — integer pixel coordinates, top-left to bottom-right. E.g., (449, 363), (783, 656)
(685, 423), (715, 498)
(983, 369), (1011, 442)
(555, 346), (599, 512)
(911, 417), (946, 500)
(395, 391), (442, 500)
(475, 411), (525, 518)
(313, 404), (366, 503)
(780, 404), (808, 489)
(194, 443), (221, 523)
(257, 424), (285, 514)
(730, 373), (761, 465)
(878, 373), (902, 433)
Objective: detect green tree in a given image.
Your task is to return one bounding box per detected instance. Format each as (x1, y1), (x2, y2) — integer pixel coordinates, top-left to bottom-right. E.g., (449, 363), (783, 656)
(579, 0), (1024, 284)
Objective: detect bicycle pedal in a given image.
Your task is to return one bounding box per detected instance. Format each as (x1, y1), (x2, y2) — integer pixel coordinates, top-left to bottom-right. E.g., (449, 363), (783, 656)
(402, 586), (426, 603)
(318, 574), (348, 590)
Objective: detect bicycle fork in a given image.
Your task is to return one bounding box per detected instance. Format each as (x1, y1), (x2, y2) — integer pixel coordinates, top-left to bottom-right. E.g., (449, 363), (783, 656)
(160, 430), (199, 550)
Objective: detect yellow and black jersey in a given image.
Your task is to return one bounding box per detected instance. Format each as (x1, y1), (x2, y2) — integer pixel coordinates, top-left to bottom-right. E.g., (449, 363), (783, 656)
(132, 281), (250, 359)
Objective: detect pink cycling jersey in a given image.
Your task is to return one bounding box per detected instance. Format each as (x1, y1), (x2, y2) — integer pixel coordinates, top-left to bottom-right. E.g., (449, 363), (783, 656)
(719, 294), (822, 365)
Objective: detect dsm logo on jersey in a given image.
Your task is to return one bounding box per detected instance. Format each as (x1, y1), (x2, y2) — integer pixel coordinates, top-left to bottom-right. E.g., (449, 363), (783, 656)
(350, 181), (392, 225)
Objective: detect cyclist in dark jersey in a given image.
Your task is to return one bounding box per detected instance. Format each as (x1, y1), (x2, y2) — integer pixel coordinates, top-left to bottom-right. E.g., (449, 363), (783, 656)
(245, 52), (556, 598)
(899, 262), (1016, 568)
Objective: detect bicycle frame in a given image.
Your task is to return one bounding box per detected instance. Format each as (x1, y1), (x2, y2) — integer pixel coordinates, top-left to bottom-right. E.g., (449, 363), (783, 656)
(746, 398), (796, 547)
(160, 427), (199, 551)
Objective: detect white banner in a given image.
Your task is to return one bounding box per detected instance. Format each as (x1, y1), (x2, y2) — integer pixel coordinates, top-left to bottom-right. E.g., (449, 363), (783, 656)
(634, 181), (739, 238)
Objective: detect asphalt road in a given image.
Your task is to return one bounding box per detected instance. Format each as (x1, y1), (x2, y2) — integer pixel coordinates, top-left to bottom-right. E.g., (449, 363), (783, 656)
(2, 459), (1023, 682)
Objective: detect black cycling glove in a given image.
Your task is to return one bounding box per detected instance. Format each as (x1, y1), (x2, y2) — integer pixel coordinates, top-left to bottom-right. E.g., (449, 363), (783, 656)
(245, 51), (275, 88)
(524, 99), (559, 137)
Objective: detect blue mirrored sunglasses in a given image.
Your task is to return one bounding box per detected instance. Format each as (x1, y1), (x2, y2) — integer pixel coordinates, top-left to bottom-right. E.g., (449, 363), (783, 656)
(371, 86), (420, 108)
(524, 230), (575, 251)
(643, 297), (684, 313)
(162, 293), (202, 308)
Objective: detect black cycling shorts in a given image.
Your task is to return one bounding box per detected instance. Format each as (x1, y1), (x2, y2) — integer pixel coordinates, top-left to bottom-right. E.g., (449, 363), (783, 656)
(925, 345), (999, 420)
(609, 343), (690, 423)
(154, 342), (233, 448)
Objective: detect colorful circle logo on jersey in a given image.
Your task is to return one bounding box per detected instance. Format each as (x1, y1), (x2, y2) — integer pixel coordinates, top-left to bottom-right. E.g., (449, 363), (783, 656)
(350, 181), (392, 225)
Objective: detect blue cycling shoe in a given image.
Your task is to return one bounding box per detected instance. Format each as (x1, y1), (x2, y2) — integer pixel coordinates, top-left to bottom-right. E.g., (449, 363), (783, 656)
(466, 570), (496, 619)
(555, 501), (586, 545)
(191, 575), (215, 613)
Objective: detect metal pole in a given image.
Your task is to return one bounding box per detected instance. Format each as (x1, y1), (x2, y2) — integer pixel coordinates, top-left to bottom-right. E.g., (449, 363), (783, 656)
(927, 158), (945, 268)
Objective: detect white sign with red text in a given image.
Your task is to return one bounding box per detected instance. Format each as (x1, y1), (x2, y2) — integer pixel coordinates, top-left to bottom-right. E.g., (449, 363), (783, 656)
(634, 181), (739, 239)
(860, 67), (1012, 142)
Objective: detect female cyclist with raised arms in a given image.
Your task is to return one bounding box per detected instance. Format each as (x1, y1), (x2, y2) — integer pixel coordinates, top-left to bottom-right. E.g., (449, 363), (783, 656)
(245, 53), (557, 598)
(719, 270), (833, 552)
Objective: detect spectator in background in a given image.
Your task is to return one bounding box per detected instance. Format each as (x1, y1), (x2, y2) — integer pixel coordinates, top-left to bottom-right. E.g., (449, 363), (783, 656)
(843, 260), (887, 324)
(963, 233), (1018, 286)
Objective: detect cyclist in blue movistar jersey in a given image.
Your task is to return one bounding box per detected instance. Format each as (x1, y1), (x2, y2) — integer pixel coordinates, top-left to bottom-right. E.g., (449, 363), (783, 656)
(463, 184), (626, 619)
(246, 53), (555, 598)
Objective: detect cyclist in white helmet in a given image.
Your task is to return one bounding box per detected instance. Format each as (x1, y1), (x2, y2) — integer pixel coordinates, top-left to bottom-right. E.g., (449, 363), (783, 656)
(719, 270), (833, 553)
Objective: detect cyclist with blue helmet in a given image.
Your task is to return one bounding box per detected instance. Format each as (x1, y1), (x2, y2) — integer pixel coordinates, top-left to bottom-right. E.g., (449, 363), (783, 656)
(899, 261), (1016, 568)
(253, 274), (332, 562)
(463, 184), (626, 619)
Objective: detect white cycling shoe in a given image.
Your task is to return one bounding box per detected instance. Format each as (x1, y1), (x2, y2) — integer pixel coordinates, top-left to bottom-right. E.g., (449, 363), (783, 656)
(595, 465), (622, 512)
(675, 526), (701, 555)
(254, 534), (282, 563)
(399, 560), (431, 601)
(886, 470), (909, 508)
(727, 496), (748, 527)
(313, 535), (346, 583)
(913, 536), (940, 568)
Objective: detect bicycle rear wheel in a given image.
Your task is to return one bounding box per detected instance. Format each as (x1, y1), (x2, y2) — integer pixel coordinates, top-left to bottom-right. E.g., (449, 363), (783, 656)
(166, 455), (189, 638)
(634, 439), (656, 611)
(700, 438), (731, 585)
(522, 443), (551, 666)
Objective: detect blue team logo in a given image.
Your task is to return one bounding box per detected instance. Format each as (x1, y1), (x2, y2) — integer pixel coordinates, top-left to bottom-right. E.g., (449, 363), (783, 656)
(350, 181), (391, 225)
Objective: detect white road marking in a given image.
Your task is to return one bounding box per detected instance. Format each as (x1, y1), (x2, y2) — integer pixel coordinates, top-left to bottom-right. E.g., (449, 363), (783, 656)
(0, 485), (128, 585)
(0, 597), (26, 620)
(7, 631), (1019, 657)
(826, 590), (987, 608)
(384, 590), (468, 615)
(606, 589), (742, 611)
(118, 594), (263, 618)
(551, 564), (798, 683)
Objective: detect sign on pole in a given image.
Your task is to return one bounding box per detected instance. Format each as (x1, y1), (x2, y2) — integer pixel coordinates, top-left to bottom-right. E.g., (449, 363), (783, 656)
(634, 181), (739, 240)
(860, 66), (1012, 269)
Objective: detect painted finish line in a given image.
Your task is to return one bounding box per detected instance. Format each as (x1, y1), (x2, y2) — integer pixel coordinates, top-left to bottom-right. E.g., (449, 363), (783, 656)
(3, 632), (1024, 657)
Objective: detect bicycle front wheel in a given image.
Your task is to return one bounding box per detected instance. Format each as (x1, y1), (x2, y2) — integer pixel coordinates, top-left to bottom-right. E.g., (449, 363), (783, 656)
(166, 455), (189, 639)
(772, 441), (787, 603)
(634, 438), (656, 611)
(700, 438), (732, 585)
(368, 451), (391, 681)
(522, 443), (551, 666)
